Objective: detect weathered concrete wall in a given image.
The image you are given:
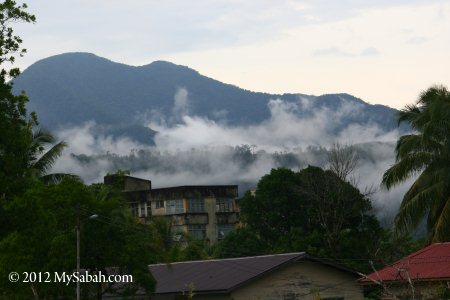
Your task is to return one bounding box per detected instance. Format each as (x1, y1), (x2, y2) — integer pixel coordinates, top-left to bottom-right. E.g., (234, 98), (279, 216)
(123, 177), (151, 192)
(231, 261), (363, 300)
(170, 214), (208, 226)
(216, 212), (239, 224)
(152, 202), (165, 216)
(205, 197), (217, 244)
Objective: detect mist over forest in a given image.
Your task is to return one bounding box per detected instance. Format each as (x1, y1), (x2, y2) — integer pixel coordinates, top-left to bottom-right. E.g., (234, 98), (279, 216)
(49, 88), (412, 225)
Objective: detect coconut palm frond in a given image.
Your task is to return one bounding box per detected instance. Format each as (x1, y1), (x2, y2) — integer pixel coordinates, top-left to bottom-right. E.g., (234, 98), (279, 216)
(31, 128), (56, 145)
(394, 134), (441, 160)
(402, 168), (436, 201)
(382, 153), (433, 189)
(428, 196), (450, 243)
(395, 182), (443, 233)
(387, 85), (450, 241)
(398, 104), (421, 127)
(31, 141), (67, 177)
(418, 85), (450, 106)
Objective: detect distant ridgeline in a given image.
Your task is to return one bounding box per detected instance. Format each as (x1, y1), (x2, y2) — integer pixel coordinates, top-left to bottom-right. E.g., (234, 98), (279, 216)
(13, 52), (406, 144)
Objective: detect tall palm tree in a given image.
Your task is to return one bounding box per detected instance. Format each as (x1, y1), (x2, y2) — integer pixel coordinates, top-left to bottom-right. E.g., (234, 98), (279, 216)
(382, 85), (450, 242)
(27, 127), (76, 184)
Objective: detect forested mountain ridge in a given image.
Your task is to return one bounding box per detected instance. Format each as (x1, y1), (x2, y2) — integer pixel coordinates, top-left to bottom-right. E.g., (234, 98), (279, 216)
(13, 52), (402, 143)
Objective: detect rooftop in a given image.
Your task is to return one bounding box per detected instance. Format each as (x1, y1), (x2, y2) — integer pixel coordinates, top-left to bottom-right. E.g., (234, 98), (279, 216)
(150, 185), (238, 199)
(359, 242), (450, 284)
(149, 252), (357, 295)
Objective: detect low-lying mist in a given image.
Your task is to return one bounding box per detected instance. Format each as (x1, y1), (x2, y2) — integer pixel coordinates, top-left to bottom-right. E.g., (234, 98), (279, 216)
(50, 88), (411, 225)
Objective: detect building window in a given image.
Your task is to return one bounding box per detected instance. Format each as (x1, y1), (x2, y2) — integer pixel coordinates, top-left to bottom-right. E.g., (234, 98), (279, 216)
(146, 202), (152, 215)
(188, 198), (205, 213)
(217, 224), (234, 239)
(130, 203), (139, 217)
(166, 199), (184, 214)
(139, 203), (146, 217)
(188, 224), (206, 240)
(155, 200), (164, 209)
(216, 198), (233, 212)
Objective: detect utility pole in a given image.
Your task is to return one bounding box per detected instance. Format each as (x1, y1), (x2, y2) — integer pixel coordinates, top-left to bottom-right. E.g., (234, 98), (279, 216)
(76, 204), (80, 300)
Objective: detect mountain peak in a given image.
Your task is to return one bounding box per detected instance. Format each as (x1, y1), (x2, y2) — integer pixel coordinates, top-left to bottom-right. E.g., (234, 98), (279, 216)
(140, 60), (199, 75)
(13, 52), (401, 142)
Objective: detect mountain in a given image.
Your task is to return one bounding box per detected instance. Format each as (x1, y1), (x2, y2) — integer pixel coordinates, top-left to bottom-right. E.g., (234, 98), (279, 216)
(12, 52), (403, 143)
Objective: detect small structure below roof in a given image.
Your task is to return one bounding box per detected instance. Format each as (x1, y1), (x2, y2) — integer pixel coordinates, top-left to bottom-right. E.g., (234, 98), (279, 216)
(359, 242), (450, 299)
(149, 252), (364, 300)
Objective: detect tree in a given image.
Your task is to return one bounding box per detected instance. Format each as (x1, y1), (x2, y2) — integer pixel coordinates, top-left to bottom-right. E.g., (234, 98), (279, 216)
(237, 167), (385, 271)
(0, 77), (33, 198)
(214, 227), (268, 259)
(0, 0), (35, 199)
(382, 85), (450, 242)
(296, 166), (375, 256)
(327, 142), (359, 182)
(0, 0), (36, 78)
(0, 1), (67, 198)
(0, 180), (157, 299)
(239, 168), (306, 247)
(27, 127), (70, 183)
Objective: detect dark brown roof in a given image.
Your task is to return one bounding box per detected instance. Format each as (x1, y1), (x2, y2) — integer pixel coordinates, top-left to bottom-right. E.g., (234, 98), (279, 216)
(149, 253), (358, 295)
(150, 185), (238, 199)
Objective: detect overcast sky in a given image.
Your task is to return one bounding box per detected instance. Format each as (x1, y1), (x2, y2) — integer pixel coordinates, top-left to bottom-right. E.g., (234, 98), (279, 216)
(14, 0), (450, 109)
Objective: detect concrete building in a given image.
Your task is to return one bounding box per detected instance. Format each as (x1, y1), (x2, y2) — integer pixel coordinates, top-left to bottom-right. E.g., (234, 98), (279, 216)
(149, 252), (364, 300)
(104, 174), (239, 244)
(150, 185), (239, 244)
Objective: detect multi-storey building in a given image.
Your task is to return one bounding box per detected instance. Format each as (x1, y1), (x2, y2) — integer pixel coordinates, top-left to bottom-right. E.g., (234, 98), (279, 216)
(104, 174), (239, 244)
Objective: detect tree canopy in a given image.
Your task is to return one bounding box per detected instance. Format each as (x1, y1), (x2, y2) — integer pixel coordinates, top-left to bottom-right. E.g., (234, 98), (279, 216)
(0, 0), (35, 78)
(0, 179), (159, 299)
(0, 0), (36, 199)
(216, 167), (422, 272)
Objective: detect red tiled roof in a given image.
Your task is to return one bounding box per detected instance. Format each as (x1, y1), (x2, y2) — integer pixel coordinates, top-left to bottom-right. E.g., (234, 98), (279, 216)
(359, 242), (450, 284)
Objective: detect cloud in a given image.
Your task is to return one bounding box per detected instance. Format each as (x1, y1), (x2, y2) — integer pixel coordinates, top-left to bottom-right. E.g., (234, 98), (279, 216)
(314, 47), (353, 57)
(149, 94), (398, 152)
(51, 122), (146, 183)
(173, 87), (190, 120)
(360, 47), (381, 56)
(314, 46), (380, 57)
(406, 36), (428, 44)
(50, 88), (408, 222)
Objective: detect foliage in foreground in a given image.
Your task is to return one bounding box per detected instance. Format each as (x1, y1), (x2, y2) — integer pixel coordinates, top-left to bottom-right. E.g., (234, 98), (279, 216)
(383, 85), (450, 242)
(0, 180), (158, 299)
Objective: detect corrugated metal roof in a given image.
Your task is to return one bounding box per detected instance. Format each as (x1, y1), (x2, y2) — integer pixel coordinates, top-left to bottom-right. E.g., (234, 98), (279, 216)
(360, 242), (450, 284)
(149, 252), (359, 295)
(149, 253), (306, 294)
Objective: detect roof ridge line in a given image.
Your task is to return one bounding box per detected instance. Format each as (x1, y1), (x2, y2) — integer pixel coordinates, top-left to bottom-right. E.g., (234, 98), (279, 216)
(149, 252), (306, 266)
